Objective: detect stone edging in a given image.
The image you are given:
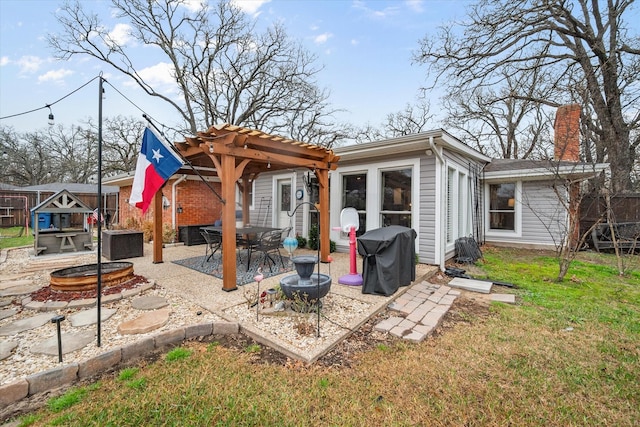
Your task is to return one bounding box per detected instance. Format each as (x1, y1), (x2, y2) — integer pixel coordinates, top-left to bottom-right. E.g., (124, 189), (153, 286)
(0, 321), (239, 412)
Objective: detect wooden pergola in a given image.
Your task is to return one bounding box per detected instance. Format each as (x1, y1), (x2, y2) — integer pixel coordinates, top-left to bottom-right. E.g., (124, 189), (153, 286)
(151, 123), (339, 292)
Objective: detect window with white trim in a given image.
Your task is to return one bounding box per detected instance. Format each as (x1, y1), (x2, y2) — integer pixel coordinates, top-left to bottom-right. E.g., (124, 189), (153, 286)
(446, 166), (470, 246)
(342, 173), (367, 236)
(488, 183), (515, 231)
(380, 168), (412, 227)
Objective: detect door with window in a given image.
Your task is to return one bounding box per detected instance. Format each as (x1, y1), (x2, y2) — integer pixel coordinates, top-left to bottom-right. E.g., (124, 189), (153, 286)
(342, 173), (367, 236)
(276, 178), (292, 229)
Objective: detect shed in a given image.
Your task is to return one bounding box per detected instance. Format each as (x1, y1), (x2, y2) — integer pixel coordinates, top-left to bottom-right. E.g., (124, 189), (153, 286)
(31, 189), (94, 255)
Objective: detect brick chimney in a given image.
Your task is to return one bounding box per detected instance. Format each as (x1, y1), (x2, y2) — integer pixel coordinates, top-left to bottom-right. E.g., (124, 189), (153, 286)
(553, 104), (581, 161)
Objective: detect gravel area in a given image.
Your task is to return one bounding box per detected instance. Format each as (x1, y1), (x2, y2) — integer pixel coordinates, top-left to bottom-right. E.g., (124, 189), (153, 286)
(0, 248), (221, 386)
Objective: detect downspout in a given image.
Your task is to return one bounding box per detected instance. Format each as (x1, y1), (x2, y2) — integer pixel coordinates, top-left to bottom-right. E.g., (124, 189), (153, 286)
(172, 175), (187, 232)
(429, 136), (446, 272)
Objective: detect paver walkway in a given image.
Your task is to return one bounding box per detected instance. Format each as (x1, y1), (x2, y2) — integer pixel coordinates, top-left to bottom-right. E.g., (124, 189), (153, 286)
(375, 282), (460, 342)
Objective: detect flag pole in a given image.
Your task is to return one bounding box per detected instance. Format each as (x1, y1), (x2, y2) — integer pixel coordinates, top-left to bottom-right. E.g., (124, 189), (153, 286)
(96, 75), (104, 347)
(142, 114), (225, 205)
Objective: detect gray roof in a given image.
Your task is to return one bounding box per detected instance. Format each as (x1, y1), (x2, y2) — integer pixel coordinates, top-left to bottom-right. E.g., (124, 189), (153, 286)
(0, 182), (20, 190)
(484, 158), (587, 172)
(17, 182), (119, 194)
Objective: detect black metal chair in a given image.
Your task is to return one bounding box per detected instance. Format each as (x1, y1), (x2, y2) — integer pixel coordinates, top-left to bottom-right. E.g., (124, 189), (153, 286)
(254, 229), (285, 272)
(237, 232), (260, 271)
(200, 229), (222, 266)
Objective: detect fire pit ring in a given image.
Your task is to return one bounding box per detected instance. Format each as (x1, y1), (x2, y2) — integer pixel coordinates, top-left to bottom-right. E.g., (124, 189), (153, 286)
(50, 262), (135, 292)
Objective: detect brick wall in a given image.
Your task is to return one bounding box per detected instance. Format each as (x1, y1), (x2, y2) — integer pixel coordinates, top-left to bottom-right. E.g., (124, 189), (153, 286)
(116, 179), (223, 230)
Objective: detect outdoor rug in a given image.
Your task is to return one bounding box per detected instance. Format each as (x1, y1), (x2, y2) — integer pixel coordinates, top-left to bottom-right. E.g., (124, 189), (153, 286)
(173, 252), (293, 286)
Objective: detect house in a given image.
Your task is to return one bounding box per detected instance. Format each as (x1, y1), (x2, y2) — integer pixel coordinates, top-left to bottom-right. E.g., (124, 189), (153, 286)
(106, 105), (608, 270)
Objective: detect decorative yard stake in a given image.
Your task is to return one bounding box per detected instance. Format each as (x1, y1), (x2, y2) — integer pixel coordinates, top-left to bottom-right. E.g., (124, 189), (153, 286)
(255, 267), (264, 321)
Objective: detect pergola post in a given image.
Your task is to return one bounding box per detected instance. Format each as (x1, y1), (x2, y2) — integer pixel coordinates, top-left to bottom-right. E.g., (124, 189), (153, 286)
(152, 188), (163, 263)
(317, 168), (330, 262)
(220, 153), (238, 291)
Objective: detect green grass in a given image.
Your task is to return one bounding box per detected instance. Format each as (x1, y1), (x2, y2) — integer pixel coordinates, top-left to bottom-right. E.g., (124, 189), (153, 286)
(11, 247), (640, 426)
(0, 226), (33, 249)
(46, 387), (88, 413)
(165, 346), (192, 362)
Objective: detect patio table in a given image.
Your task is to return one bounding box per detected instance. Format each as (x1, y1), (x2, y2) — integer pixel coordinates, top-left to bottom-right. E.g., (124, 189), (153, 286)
(201, 225), (280, 269)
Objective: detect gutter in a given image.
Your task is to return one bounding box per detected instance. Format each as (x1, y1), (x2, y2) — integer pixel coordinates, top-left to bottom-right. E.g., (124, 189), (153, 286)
(430, 136), (446, 272)
(172, 175), (187, 232)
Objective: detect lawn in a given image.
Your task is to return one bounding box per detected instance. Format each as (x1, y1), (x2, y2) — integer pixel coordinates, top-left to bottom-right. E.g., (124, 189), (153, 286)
(0, 227), (33, 250)
(11, 247), (640, 426)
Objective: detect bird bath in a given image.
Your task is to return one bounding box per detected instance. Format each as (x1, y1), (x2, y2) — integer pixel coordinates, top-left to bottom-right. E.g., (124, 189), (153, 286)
(280, 255), (331, 312)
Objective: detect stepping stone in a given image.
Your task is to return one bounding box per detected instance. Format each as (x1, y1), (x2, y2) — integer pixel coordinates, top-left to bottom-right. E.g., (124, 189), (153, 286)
(490, 293), (516, 304)
(131, 296), (168, 310)
(0, 299), (11, 308)
(0, 307), (19, 321)
(0, 279), (33, 290)
(30, 331), (95, 356)
(118, 308), (171, 335)
(0, 312), (52, 336)
(0, 284), (43, 297)
(447, 277), (492, 294)
(69, 307), (118, 327)
(0, 340), (18, 360)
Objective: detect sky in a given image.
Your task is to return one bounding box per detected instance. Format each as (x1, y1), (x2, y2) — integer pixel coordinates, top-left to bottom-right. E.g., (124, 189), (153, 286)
(0, 0), (466, 137)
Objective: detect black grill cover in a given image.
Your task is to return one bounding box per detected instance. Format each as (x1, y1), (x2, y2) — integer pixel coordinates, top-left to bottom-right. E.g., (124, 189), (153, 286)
(357, 225), (417, 296)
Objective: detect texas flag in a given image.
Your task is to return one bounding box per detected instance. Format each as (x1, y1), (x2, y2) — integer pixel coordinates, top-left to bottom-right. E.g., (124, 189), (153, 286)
(130, 127), (183, 214)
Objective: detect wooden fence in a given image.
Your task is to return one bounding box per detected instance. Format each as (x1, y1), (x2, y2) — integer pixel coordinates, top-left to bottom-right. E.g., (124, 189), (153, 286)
(580, 193), (640, 235)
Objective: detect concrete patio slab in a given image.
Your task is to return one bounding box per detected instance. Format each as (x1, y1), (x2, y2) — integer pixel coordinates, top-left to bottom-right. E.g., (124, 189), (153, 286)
(30, 331), (95, 356)
(447, 277), (493, 294)
(0, 312), (52, 336)
(69, 307), (118, 327)
(0, 340), (18, 360)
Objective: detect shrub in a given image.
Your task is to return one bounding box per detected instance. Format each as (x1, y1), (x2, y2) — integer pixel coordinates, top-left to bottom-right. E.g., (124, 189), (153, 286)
(296, 234), (307, 249)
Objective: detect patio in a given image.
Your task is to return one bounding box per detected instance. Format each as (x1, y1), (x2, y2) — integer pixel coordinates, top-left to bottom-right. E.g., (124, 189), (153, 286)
(133, 242), (437, 362)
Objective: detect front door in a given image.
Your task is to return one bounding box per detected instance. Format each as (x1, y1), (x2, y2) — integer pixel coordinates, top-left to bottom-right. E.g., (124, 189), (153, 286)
(276, 178), (292, 229)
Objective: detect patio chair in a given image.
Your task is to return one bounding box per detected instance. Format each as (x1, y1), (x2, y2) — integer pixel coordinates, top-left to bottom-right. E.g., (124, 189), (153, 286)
(253, 229), (285, 272)
(237, 232), (260, 271)
(200, 229), (222, 266)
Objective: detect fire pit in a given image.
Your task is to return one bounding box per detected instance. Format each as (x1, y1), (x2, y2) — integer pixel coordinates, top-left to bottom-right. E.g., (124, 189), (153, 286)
(50, 262), (135, 292)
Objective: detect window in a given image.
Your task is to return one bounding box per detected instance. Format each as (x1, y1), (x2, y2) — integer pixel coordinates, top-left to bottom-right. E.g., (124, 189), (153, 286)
(489, 183), (515, 231)
(446, 166), (470, 246)
(381, 168), (412, 227)
(342, 173), (367, 236)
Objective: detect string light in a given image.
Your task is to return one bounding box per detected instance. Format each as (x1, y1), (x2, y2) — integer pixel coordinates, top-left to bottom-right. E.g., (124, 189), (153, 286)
(267, 161), (271, 168)
(46, 105), (54, 126)
(209, 144), (214, 153)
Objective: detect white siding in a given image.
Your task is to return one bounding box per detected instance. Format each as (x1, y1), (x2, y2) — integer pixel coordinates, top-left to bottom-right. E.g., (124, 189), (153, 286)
(419, 155), (437, 264)
(485, 180), (567, 248)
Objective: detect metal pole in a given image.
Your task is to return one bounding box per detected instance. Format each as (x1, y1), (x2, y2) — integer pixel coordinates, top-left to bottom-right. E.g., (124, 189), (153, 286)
(96, 76), (103, 347)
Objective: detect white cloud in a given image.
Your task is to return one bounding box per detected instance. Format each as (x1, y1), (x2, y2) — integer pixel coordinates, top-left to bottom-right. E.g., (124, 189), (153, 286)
(351, 39), (360, 46)
(352, 0), (400, 19)
(181, 0), (207, 12)
(314, 32), (333, 45)
(108, 23), (133, 47)
(231, 0), (271, 16)
(16, 56), (44, 74)
(405, 0), (424, 13)
(128, 62), (178, 93)
(37, 68), (74, 83)
(1, 56), (9, 67)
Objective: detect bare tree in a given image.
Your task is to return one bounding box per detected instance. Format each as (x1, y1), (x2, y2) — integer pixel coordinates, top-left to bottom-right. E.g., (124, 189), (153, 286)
(354, 99), (434, 143)
(49, 0), (343, 146)
(0, 127), (56, 186)
(46, 124), (98, 183)
(88, 116), (146, 176)
(442, 65), (556, 160)
(414, 0), (640, 192)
